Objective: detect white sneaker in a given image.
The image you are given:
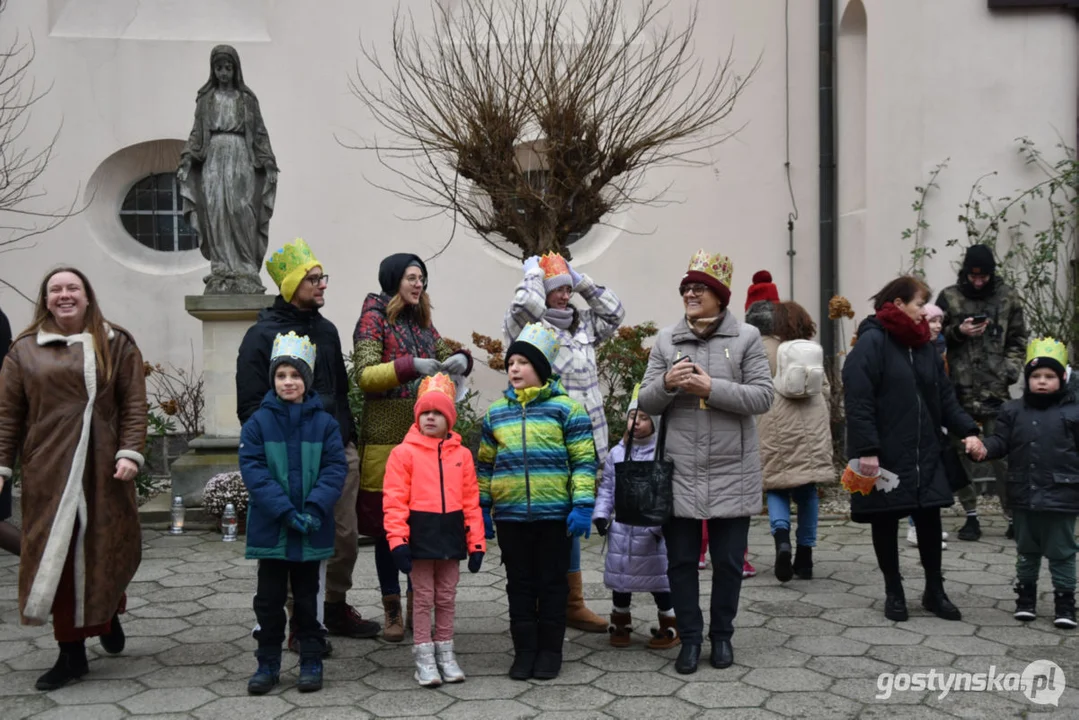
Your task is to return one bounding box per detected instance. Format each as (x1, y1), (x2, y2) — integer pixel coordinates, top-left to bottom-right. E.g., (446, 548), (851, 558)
(941, 531), (949, 541)
(906, 526), (919, 547)
(942, 541), (948, 550)
(413, 643), (443, 687)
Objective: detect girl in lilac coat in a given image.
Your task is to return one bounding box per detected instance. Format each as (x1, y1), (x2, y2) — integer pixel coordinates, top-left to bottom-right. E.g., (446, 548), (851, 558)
(593, 393), (679, 649)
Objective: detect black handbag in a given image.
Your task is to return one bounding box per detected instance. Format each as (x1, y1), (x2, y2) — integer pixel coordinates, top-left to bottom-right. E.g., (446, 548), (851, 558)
(613, 412), (675, 527)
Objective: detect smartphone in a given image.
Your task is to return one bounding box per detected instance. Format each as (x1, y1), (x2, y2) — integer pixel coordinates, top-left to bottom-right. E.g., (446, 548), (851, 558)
(673, 355), (698, 373)
(969, 313), (989, 324)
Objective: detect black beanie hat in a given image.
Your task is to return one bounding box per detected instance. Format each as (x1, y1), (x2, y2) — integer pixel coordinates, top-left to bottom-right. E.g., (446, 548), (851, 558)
(962, 244), (996, 276)
(504, 339), (552, 384)
(1025, 356), (1066, 383)
(269, 356), (314, 395)
(378, 253), (428, 295)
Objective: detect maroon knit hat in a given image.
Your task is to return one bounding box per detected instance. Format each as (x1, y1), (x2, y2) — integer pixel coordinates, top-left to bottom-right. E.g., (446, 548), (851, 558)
(745, 270), (780, 310)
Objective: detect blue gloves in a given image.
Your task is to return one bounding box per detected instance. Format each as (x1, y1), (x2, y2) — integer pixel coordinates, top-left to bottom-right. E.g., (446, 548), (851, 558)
(566, 506), (593, 538)
(287, 512), (319, 535)
(593, 518), (609, 537)
(482, 508), (495, 539)
(523, 256), (541, 274)
(567, 262), (584, 288)
(391, 545), (412, 574)
(468, 551), (484, 574)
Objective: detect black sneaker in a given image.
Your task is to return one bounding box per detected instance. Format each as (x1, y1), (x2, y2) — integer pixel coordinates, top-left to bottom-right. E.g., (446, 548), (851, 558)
(1014, 581), (1037, 621)
(1005, 521), (1015, 540)
(957, 516), (981, 541)
(1054, 591), (1076, 629)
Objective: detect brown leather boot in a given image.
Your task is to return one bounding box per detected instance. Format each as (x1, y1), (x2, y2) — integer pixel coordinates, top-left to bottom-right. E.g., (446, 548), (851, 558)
(565, 571), (607, 632)
(648, 613), (680, 650)
(609, 611), (632, 648)
(382, 594), (405, 642)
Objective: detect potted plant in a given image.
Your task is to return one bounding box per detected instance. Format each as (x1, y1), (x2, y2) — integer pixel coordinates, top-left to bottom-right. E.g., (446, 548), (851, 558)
(202, 471), (248, 534)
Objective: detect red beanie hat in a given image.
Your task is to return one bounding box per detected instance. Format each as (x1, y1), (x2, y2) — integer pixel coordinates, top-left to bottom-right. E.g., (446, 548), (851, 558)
(414, 373), (458, 428)
(745, 270), (780, 310)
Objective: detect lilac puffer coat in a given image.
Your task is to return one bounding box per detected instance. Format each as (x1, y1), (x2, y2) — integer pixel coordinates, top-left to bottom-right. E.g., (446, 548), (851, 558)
(594, 436), (670, 594)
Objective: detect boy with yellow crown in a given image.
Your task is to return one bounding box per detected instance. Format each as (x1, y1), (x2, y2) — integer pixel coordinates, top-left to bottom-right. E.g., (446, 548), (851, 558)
(477, 322), (598, 681)
(975, 338), (1079, 628)
(239, 331), (348, 694)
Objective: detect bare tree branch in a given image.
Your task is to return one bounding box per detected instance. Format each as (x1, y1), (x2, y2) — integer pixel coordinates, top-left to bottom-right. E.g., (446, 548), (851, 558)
(346, 0), (756, 258)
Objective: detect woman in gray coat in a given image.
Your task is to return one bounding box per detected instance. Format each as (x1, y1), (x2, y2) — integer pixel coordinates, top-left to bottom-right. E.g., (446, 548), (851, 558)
(639, 250), (774, 675)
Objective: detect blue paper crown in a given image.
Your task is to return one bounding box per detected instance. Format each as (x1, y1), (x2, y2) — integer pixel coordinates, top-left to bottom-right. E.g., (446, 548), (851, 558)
(271, 331), (317, 372)
(517, 322), (560, 363)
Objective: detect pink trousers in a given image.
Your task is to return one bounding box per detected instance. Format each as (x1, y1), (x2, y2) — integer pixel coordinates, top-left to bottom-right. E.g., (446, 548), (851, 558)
(411, 559), (460, 643)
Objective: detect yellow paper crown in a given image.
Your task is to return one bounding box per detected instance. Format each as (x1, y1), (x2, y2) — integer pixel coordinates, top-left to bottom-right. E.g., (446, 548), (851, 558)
(627, 383), (641, 412)
(538, 252), (570, 280)
(686, 249), (733, 289)
(417, 372), (457, 402)
(517, 322), (560, 363)
(266, 238), (321, 302)
(1026, 337), (1068, 368)
(271, 331), (317, 372)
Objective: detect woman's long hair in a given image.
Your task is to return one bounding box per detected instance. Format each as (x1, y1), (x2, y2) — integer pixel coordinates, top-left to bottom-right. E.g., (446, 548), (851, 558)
(773, 301), (817, 342)
(386, 291), (433, 328)
(18, 267), (115, 382)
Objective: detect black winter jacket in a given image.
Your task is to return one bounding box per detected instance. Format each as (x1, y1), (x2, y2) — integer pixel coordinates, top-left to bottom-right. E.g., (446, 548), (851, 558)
(843, 316), (979, 519)
(984, 393), (1079, 514)
(236, 296), (355, 443)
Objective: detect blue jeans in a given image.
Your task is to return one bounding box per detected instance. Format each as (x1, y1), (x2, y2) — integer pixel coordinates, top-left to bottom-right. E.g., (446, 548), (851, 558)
(766, 484), (818, 548)
(569, 535), (581, 573)
(374, 536), (413, 596)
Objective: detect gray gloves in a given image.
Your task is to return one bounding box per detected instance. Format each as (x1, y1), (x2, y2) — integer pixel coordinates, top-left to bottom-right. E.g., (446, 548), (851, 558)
(413, 358), (442, 377)
(441, 354), (469, 376)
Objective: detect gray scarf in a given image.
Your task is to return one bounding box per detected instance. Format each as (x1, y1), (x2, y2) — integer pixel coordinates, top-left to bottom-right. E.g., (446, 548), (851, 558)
(545, 307), (574, 331)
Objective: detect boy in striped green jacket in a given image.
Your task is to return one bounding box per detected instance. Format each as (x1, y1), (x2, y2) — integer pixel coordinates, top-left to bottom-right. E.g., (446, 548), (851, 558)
(477, 322), (596, 682)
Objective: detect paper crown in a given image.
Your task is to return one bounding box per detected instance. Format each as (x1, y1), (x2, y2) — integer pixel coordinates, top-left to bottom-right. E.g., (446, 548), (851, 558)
(1026, 337), (1068, 367)
(271, 331), (317, 372)
(538, 252), (570, 280)
(266, 238), (321, 302)
(686, 250), (733, 289)
(417, 372), (457, 402)
(627, 383), (641, 412)
(517, 322), (560, 363)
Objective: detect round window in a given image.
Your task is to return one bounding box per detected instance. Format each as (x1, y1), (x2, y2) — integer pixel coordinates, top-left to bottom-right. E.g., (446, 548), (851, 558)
(119, 173), (198, 252)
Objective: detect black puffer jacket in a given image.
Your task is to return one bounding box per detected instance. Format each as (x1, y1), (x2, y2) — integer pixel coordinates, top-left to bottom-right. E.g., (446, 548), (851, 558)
(843, 316), (978, 519)
(236, 296), (355, 443)
(984, 392), (1079, 513)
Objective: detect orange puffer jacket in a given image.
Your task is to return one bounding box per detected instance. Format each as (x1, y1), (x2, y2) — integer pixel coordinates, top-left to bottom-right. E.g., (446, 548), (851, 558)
(383, 425), (486, 560)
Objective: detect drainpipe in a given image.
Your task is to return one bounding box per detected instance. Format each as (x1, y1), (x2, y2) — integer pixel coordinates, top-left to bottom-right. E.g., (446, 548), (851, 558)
(819, 0), (838, 358)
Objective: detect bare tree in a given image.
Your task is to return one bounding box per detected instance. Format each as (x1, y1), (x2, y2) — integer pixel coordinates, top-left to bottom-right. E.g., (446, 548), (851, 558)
(0, 0), (79, 302)
(349, 0), (756, 258)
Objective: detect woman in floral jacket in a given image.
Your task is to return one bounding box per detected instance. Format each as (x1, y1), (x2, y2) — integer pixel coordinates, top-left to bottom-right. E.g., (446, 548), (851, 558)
(353, 253), (472, 642)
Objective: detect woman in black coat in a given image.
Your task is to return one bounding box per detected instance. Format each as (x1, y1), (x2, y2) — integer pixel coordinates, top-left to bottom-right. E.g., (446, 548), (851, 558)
(843, 276), (983, 622)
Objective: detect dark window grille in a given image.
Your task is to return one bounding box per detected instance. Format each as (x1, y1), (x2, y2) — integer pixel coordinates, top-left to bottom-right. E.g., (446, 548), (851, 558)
(119, 173), (198, 252)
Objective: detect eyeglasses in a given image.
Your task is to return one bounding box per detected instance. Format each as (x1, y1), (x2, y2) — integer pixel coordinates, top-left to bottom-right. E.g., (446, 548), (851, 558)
(403, 274), (426, 286)
(304, 274), (330, 287)
(680, 283), (710, 297)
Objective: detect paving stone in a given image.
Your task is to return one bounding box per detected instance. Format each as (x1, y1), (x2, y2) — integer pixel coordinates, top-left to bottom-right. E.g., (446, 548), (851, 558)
(676, 680), (772, 708)
(437, 699), (539, 720)
(786, 635), (869, 656)
(280, 709), (373, 720)
(193, 695), (293, 719)
(856, 706), (957, 720)
(805, 655), (897, 679)
(921, 686), (1030, 718)
(763, 690), (861, 718)
(139, 586), (215, 603)
(516, 685), (616, 711)
(358, 690), (454, 717)
(32, 705), (127, 720)
(122, 687), (218, 713)
(766, 617), (847, 636)
(141, 664), (228, 688)
(696, 710), (787, 720)
(866, 644), (957, 668)
(603, 696), (699, 719)
(733, 647), (811, 668)
(197, 592), (256, 610)
(841, 626), (925, 645)
(46, 678), (143, 705)
(451, 633), (513, 654)
(278, 680), (376, 706)
(438, 674), (528, 699)
(114, 636), (179, 657)
(975, 624), (1064, 647)
(592, 670), (683, 697)
(743, 667), (832, 692)
(923, 634), (1009, 656)
(531, 662), (605, 685)
(830, 677), (929, 705)
(121, 617), (192, 637)
(6, 648), (65, 671)
(127, 601), (206, 619)
(157, 641), (243, 666)
(170, 623), (254, 644)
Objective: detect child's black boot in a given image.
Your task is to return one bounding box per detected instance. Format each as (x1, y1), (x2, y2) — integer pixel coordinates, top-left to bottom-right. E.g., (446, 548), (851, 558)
(532, 622), (565, 680)
(1054, 590), (1077, 629)
(247, 649), (281, 695)
(1013, 581), (1037, 621)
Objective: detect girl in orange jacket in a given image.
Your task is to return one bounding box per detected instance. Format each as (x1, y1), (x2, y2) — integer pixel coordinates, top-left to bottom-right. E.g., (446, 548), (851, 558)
(383, 373), (486, 687)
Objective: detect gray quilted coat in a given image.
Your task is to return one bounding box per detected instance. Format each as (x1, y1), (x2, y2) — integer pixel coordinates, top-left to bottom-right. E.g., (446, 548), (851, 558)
(638, 312), (774, 519)
(594, 436), (671, 594)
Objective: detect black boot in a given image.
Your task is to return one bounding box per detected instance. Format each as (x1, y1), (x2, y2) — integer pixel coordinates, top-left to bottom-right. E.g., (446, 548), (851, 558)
(1005, 520), (1015, 540)
(674, 643), (701, 675)
(774, 529), (793, 582)
(1014, 581), (1037, 621)
(1054, 590), (1077, 629)
(35, 641), (89, 691)
(297, 654), (323, 692)
(793, 546), (813, 580)
(99, 613), (125, 655)
(957, 516), (981, 541)
(709, 638), (733, 669)
(884, 574), (908, 622)
(247, 649), (281, 695)
(532, 622), (565, 680)
(922, 574), (962, 621)
(508, 622), (537, 680)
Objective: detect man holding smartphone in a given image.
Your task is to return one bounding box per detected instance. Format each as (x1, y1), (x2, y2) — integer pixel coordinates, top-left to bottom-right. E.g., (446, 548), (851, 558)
(937, 244), (1028, 541)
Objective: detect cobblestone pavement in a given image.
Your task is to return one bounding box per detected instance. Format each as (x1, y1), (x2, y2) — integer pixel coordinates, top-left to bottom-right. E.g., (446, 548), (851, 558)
(1, 515), (1078, 719)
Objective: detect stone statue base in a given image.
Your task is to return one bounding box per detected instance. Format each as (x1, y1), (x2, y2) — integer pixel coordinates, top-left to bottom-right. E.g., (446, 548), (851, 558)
(170, 293), (274, 505)
(204, 270), (266, 295)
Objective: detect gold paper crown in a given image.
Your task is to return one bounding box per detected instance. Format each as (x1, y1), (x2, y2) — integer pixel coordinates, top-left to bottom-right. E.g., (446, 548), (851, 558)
(417, 372), (457, 402)
(686, 249), (733, 289)
(271, 331), (317, 372)
(1026, 337), (1068, 367)
(266, 238), (321, 302)
(538, 252), (570, 280)
(516, 322), (560, 363)
(627, 383), (641, 412)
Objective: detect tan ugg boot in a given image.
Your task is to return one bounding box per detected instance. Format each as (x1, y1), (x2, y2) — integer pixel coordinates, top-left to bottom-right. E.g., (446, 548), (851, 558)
(609, 611), (632, 648)
(565, 571), (608, 633)
(382, 594), (405, 643)
(648, 613), (680, 650)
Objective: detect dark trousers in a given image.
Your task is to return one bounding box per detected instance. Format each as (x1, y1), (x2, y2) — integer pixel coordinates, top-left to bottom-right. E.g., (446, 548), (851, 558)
(1014, 510), (1078, 591)
(664, 515), (750, 645)
(254, 559), (325, 656)
(870, 508), (943, 577)
(497, 520), (572, 626)
(612, 591), (673, 612)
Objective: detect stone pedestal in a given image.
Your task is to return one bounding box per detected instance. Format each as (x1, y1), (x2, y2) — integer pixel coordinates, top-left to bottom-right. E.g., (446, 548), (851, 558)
(170, 294), (274, 506)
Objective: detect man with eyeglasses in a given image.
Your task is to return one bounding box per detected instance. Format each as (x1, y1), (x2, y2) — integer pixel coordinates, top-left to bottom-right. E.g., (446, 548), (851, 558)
(237, 238), (381, 652)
